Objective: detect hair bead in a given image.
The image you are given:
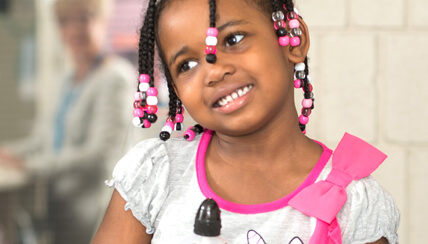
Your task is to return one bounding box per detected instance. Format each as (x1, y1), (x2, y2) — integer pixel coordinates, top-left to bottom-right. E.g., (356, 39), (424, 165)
(299, 114), (309, 125)
(274, 20), (287, 30)
(302, 98), (313, 108)
(272, 11), (285, 21)
(183, 124), (204, 141)
(279, 36), (290, 46)
(139, 82), (150, 92)
(290, 36), (301, 47)
(289, 19), (300, 29)
(139, 74), (150, 83)
(146, 87), (158, 96)
(205, 0), (218, 64)
(206, 27), (218, 37)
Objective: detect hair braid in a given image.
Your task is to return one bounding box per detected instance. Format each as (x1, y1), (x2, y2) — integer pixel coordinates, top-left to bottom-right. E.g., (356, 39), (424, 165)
(138, 0), (156, 88)
(209, 0), (216, 27)
(271, 0), (280, 13)
(283, 0), (294, 13)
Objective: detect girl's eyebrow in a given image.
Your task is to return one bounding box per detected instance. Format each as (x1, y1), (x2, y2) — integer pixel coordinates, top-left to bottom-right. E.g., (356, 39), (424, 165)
(168, 19), (249, 66)
(169, 46), (189, 66)
(217, 19), (249, 32)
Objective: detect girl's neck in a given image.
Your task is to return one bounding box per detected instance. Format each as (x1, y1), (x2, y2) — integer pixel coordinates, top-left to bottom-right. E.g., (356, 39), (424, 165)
(207, 115), (322, 170)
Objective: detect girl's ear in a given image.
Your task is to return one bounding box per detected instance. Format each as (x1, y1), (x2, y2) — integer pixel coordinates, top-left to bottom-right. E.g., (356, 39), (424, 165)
(172, 83), (181, 98)
(286, 18), (310, 64)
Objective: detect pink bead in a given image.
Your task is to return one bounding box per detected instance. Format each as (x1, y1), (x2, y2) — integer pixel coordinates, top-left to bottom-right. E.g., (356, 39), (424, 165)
(146, 87), (158, 96)
(299, 114), (309, 125)
(175, 114), (184, 123)
(146, 105), (158, 114)
(290, 36), (301, 47)
(289, 19), (300, 29)
(165, 121), (175, 130)
(302, 130), (307, 135)
(139, 74), (150, 83)
(143, 119), (151, 128)
(278, 36), (290, 46)
(274, 20), (286, 30)
(206, 27), (218, 37)
(302, 98), (313, 108)
(133, 108), (144, 117)
(134, 92), (141, 101)
(205, 45), (217, 54)
(184, 128), (195, 141)
(294, 79), (301, 88)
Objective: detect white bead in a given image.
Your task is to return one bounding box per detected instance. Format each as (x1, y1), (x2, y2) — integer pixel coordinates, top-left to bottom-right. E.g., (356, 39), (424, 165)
(132, 117), (142, 127)
(146, 96), (158, 105)
(161, 125), (173, 134)
(294, 62), (305, 71)
(139, 83), (150, 92)
(307, 75), (312, 84)
(205, 36), (217, 46)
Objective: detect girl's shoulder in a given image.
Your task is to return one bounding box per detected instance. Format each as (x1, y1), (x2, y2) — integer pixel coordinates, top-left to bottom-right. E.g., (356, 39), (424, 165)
(111, 135), (201, 182)
(339, 176), (399, 243)
(107, 135), (202, 233)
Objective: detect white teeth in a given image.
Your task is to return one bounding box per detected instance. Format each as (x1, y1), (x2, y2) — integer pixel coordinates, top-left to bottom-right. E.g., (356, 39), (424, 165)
(238, 89), (244, 96)
(216, 85), (253, 107)
(231, 92), (238, 99)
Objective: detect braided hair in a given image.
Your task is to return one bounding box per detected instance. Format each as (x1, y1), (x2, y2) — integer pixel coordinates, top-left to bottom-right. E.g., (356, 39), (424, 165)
(136, 0), (313, 139)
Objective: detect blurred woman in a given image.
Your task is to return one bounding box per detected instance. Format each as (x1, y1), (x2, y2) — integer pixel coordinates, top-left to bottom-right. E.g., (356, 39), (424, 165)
(0, 0), (135, 242)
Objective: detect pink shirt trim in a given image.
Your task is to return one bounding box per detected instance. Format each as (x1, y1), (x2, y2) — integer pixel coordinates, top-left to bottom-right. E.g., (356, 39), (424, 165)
(196, 130), (333, 214)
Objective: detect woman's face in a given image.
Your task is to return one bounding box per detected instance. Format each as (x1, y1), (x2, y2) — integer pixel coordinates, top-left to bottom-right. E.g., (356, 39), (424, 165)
(158, 0), (297, 137)
(57, 9), (106, 58)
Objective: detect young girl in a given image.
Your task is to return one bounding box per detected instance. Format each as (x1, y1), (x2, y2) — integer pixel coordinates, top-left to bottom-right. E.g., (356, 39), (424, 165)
(92, 0), (399, 243)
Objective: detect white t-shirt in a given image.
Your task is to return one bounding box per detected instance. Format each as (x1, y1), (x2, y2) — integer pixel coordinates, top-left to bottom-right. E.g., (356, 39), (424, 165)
(108, 131), (399, 244)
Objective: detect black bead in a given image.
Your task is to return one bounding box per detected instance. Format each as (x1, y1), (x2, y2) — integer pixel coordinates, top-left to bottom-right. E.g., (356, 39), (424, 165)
(139, 100), (146, 107)
(206, 54), (217, 63)
(147, 114), (157, 123)
(276, 28), (288, 37)
(141, 92), (147, 101)
(304, 92), (314, 99)
(175, 123), (182, 131)
(299, 123), (306, 131)
(159, 131), (170, 141)
(193, 124), (204, 134)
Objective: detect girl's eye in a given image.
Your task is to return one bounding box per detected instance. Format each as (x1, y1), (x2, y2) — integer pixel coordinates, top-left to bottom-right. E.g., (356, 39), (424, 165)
(225, 33), (245, 47)
(179, 60), (198, 73)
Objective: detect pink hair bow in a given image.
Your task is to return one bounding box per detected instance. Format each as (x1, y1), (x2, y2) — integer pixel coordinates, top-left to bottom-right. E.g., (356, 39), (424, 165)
(289, 133), (387, 224)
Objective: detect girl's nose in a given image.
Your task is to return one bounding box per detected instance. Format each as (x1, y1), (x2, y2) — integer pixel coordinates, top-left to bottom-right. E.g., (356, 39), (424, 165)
(203, 57), (236, 87)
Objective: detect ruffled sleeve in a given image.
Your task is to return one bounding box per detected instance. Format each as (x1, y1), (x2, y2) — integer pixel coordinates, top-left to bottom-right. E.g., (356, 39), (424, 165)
(105, 138), (170, 234)
(338, 176), (400, 244)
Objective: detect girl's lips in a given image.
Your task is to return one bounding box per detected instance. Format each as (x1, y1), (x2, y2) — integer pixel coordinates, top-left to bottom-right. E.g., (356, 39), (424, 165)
(212, 85), (253, 114)
(211, 83), (254, 108)
(214, 84), (254, 107)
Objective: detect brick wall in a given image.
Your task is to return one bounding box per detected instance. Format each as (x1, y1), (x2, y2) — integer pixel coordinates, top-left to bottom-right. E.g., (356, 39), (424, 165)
(299, 1), (428, 243)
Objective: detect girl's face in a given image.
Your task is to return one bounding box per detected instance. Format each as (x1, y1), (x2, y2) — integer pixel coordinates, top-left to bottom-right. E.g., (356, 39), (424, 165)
(158, 0), (298, 137)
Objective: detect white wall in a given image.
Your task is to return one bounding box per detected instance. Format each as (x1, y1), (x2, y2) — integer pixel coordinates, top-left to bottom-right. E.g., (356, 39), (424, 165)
(299, 1), (428, 243)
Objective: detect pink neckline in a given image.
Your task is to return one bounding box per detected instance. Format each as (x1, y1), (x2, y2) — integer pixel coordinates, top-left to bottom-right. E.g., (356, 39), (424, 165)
(196, 130), (332, 214)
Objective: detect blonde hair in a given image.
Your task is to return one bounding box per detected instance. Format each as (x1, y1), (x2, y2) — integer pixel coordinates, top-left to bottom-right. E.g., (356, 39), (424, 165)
(54, 0), (112, 19)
